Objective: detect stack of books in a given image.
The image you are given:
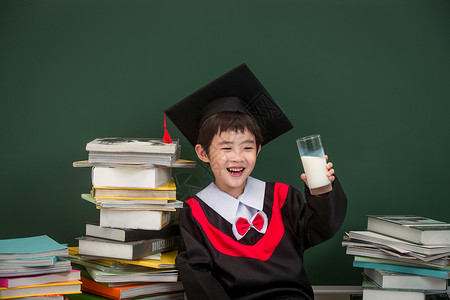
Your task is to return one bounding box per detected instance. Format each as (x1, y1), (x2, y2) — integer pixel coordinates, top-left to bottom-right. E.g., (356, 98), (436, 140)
(0, 235), (81, 300)
(343, 215), (450, 300)
(70, 137), (192, 300)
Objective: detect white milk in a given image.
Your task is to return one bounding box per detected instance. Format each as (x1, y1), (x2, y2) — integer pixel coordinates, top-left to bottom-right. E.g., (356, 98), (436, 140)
(300, 156), (331, 189)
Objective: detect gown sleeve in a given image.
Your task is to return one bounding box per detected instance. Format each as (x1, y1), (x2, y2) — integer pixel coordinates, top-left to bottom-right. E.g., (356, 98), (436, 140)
(283, 176), (347, 250)
(175, 203), (231, 300)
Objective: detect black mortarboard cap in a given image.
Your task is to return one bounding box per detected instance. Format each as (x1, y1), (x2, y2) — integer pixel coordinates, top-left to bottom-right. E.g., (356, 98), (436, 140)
(164, 63), (293, 147)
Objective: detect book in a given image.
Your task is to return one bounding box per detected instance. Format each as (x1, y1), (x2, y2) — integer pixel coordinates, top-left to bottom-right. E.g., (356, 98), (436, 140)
(91, 167), (172, 189)
(345, 245), (449, 267)
(367, 215), (450, 245)
(0, 280), (81, 299)
(0, 236), (68, 260)
(99, 250), (178, 270)
(81, 194), (182, 211)
(77, 236), (179, 260)
(0, 259), (72, 278)
(347, 231), (450, 256)
(0, 256), (57, 267)
(73, 159), (195, 168)
(93, 201), (183, 211)
(353, 258), (450, 279)
(15, 296), (65, 300)
(100, 209), (176, 230)
(83, 267), (179, 284)
(92, 179), (176, 200)
(362, 287), (426, 300)
(88, 149), (180, 166)
(85, 222), (180, 242)
(67, 291), (185, 300)
(86, 138), (179, 154)
(0, 270), (80, 288)
(80, 276), (183, 300)
(363, 268), (448, 291)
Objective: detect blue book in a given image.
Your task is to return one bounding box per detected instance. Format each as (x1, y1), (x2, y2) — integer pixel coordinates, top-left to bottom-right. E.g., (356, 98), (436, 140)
(0, 256), (58, 267)
(0, 235), (68, 260)
(353, 260), (450, 279)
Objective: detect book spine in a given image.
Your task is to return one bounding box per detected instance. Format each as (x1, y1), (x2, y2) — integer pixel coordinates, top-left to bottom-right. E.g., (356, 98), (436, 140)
(149, 236), (179, 254)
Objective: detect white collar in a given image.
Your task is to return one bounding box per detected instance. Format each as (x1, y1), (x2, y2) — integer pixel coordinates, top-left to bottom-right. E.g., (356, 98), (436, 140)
(196, 176), (266, 224)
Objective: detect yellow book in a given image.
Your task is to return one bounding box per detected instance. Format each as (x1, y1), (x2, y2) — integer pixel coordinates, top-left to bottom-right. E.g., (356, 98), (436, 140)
(69, 248), (177, 269)
(91, 178), (177, 201)
(106, 250), (178, 269)
(94, 178), (176, 191)
(0, 280), (81, 299)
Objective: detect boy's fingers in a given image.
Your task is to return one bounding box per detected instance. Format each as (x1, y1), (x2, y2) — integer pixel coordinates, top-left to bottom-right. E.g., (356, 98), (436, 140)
(300, 173), (308, 185)
(327, 168), (335, 177)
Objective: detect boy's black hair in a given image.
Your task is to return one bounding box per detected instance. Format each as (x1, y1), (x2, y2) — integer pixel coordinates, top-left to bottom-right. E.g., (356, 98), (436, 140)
(197, 111), (263, 155)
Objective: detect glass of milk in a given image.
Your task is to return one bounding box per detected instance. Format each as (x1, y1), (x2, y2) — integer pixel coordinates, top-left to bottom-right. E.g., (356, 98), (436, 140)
(296, 134), (332, 195)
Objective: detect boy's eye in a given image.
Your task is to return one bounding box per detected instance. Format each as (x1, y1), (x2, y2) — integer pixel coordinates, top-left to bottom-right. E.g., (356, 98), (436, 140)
(221, 147), (232, 151)
(244, 147), (254, 150)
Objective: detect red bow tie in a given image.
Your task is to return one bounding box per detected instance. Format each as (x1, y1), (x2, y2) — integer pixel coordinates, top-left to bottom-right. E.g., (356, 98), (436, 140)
(233, 211), (268, 240)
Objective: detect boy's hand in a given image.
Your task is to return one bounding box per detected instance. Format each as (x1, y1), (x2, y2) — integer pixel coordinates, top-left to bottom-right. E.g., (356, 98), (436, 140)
(300, 155), (335, 186)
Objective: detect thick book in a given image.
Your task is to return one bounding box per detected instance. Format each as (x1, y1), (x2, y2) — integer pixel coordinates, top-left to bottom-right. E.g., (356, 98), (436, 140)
(367, 215), (450, 245)
(73, 159), (195, 169)
(363, 268), (448, 291)
(92, 179), (176, 200)
(85, 222), (180, 242)
(0, 280), (81, 299)
(0, 270), (80, 288)
(0, 235), (68, 260)
(86, 138), (179, 154)
(362, 287), (425, 300)
(88, 148), (180, 166)
(100, 209), (176, 230)
(91, 167), (172, 189)
(79, 275), (183, 300)
(77, 236), (179, 260)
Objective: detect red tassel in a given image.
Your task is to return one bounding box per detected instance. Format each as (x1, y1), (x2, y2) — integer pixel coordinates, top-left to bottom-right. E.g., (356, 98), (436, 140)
(163, 113), (173, 143)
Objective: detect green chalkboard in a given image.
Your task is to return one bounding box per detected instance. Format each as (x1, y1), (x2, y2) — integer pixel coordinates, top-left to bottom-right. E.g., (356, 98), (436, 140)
(1, 0), (449, 285)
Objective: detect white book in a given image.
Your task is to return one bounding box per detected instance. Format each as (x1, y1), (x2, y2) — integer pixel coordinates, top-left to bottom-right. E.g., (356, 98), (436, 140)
(367, 215), (450, 245)
(364, 268), (448, 291)
(91, 166), (171, 189)
(347, 231), (450, 256)
(0, 280), (81, 299)
(100, 209), (176, 230)
(0, 270), (81, 288)
(362, 288), (425, 300)
(86, 138), (179, 154)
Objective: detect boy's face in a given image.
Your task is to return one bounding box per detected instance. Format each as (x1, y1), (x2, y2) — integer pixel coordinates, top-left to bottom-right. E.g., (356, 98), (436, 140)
(195, 129), (261, 198)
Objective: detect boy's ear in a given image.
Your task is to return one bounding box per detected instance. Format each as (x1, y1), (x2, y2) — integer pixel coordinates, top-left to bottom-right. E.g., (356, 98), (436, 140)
(257, 145), (261, 156)
(195, 144), (210, 163)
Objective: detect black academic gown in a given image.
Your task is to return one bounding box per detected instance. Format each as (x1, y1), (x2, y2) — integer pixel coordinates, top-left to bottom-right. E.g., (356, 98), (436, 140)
(176, 178), (347, 300)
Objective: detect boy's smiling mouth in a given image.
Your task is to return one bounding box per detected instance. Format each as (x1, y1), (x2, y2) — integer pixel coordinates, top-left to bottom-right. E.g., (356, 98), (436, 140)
(227, 167), (245, 177)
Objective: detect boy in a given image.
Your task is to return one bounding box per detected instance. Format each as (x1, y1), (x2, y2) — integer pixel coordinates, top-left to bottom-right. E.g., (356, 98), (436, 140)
(165, 64), (347, 300)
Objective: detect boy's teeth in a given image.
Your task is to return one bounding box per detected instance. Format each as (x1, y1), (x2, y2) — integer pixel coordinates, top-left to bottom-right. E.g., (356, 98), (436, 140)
(228, 168), (244, 172)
